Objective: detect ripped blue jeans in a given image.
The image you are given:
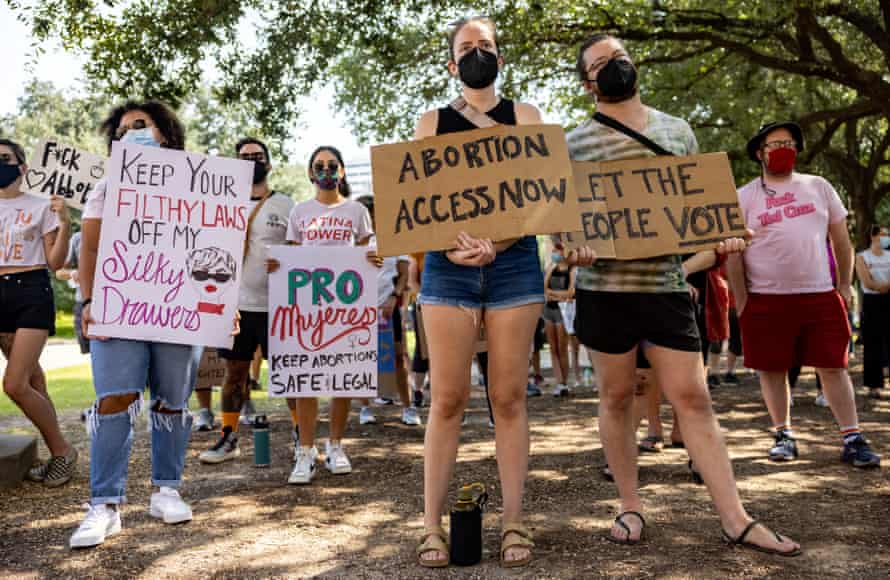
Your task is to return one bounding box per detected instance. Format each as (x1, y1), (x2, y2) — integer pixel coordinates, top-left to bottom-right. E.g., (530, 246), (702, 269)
(87, 339), (201, 505)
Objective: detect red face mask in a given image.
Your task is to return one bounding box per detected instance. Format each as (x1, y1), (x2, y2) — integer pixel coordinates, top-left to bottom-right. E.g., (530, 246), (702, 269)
(765, 147), (797, 175)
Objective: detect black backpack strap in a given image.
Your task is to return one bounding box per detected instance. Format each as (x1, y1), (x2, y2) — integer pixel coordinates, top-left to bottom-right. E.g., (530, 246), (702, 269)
(593, 111), (675, 156)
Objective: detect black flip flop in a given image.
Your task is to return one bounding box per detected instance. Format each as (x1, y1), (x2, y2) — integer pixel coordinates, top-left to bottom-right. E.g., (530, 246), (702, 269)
(722, 521), (802, 557)
(606, 511), (646, 545)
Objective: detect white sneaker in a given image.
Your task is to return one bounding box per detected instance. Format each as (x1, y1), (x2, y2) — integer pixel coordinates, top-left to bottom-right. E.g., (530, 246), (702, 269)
(401, 406), (423, 426)
(194, 408), (214, 432)
(70, 504), (121, 548)
(814, 393), (829, 407)
(553, 384), (569, 397)
(373, 397), (395, 406)
(359, 406), (377, 425)
(325, 442), (353, 475)
(199, 428), (240, 464)
(149, 487), (193, 524)
(288, 447), (317, 485)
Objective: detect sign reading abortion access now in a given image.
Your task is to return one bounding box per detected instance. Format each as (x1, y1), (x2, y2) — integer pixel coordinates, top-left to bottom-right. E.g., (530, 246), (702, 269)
(90, 142), (252, 348)
(371, 124), (580, 256)
(22, 139), (106, 209)
(267, 246), (379, 398)
(561, 152), (746, 260)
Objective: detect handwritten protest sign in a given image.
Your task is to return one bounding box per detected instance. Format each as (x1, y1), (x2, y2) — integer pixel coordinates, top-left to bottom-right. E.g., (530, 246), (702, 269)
(561, 153), (745, 260)
(267, 246), (379, 398)
(371, 124), (579, 256)
(195, 348), (227, 390)
(22, 139), (106, 209)
(90, 142), (252, 348)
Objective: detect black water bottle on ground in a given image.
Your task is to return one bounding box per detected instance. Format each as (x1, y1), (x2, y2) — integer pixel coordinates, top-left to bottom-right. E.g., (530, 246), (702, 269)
(450, 483), (488, 566)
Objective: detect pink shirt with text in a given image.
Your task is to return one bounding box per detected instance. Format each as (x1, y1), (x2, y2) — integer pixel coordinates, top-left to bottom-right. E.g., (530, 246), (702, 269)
(738, 172), (847, 294)
(286, 198), (372, 247)
(0, 193), (60, 267)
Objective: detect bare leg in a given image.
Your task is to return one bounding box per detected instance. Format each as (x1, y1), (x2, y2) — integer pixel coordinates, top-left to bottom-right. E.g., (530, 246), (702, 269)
(758, 371), (791, 429)
(2, 329), (70, 456)
(646, 346), (799, 552)
(817, 368), (861, 429)
(395, 342), (411, 407)
(196, 389), (212, 410)
(298, 398), (319, 447)
(329, 398), (351, 442)
(421, 305), (479, 563)
(544, 320), (566, 384)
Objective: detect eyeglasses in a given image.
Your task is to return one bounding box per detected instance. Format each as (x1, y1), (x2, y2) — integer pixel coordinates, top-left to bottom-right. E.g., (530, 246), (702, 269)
(0, 154), (20, 166)
(191, 270), (232, 283)
(114, 119), (154, 140)
(314, 161), (340, 174)
(239, 152), (267, 163)
(763, 140), (797, 151)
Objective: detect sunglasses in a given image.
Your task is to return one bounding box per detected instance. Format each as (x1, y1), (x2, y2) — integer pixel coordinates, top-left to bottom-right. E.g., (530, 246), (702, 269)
(239, 152), (267, 163)
(763, 139), (797, 151)
(314, 161), (340, 174)
(0, 154), (20, 166)
(114, 119), (154, 140)
(192, 270), (232, 283)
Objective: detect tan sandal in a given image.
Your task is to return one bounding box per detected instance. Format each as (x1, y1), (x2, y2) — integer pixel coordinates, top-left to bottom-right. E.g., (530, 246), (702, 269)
(416, 527), (449, 568)
(500, 523), (534, 568)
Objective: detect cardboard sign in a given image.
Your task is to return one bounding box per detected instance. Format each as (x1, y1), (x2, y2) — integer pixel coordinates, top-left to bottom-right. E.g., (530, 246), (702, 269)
(561, 152), (746, 259)
(267, 246), (379, 398)
(22, 139), (106, 209)
(195, 348), (227, 390)
(90, 142), (252, 347)
(371, 124), (580, 256)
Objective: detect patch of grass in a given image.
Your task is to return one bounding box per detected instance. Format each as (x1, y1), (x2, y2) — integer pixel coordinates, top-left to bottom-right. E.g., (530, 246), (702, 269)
(54, 311), (75, 340)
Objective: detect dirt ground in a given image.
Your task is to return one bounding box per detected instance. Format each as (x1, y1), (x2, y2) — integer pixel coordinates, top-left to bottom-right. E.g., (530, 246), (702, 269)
(1, 361), (889, 580)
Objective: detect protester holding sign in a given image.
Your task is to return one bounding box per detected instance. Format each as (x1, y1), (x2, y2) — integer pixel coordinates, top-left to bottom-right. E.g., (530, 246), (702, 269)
(0, 138), (77, 486)
(71, 102), (226, 548)
(199, 137), (295, 464)
(726, 121), (880, 469)
(274, 145), (376, 486)
(413, 17), (543, 569)
(567, 34), (800, 556)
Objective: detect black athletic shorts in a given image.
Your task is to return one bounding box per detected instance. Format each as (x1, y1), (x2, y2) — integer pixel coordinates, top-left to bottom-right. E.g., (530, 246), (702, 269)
(574, 289), (700, 354)
(0, 269), (55, 335)
(218, 310), (268, 361)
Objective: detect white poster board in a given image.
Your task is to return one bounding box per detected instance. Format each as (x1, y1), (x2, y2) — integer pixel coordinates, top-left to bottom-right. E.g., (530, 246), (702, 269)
(267, 246), (379, 398)
(22, 139), (106, 209)
(89, 142), (252, 348)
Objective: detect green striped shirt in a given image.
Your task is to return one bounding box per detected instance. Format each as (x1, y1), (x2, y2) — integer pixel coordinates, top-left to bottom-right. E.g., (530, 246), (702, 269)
(567, 108), (698, 293)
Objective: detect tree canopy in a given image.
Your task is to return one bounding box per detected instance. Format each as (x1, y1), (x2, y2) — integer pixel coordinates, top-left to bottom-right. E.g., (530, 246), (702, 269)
(9, 0), (890, 242)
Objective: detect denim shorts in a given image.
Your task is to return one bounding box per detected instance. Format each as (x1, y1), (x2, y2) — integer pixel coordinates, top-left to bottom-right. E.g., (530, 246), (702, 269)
(419, 236), (545, 310)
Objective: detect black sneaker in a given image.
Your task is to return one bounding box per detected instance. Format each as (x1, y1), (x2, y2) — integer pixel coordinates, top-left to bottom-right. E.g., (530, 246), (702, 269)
(249, 378), (262, 391)
(707, 374), (721, 390)
(44, 448), (78, 487)
(768, 432), (799, 462)
(199, 427), (240, 464)
(412, 389), (424, 408)
(841, 436), (881, 468)
(722, 372), (740, 385)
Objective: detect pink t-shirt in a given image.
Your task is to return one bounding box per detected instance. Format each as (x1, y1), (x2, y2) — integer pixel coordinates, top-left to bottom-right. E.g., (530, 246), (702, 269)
(738, 173), (848, 294)
(286, 198), (372, 247)
(0, 193), (60, 267)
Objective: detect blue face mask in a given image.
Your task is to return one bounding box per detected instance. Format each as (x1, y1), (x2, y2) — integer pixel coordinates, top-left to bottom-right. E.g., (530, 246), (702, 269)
(121, 127), (161, 148)
(881, 236), (890, 250)
(551, 253), (563, 263)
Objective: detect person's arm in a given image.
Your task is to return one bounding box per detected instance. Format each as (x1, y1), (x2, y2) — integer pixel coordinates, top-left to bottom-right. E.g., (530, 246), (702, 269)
(829, 219), (855, 306)
(394, 258), (410, 296)
(681, 250), (717, 278)
(43, 197), (71, 272)
(725, 253), (748, 313)
(855, 255), (888, 293)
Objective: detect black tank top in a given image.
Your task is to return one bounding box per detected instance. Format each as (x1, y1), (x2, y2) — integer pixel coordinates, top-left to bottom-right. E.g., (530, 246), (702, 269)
(546, 267), (572, 308)
(435, 98), (517, 135)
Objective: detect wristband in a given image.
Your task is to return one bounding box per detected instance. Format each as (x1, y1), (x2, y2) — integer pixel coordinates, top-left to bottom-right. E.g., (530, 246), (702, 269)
(82, 298), (92, 307)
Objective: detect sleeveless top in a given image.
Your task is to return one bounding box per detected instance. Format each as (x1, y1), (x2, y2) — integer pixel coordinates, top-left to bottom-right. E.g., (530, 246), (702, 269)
(436, 98), (516, 135)
(859, 249), (890, 294)
(546, 266), (572, 308)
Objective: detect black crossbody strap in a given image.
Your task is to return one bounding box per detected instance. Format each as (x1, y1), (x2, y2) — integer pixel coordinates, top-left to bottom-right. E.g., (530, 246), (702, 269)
(593, 111), (675, 156)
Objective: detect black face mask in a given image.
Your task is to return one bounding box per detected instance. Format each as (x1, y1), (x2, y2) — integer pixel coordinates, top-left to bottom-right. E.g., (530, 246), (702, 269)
(0, 164), (21, 189)
(458, 48), (499, 89)
(252, 162), (268, 185)
(595, 58), (638, 103)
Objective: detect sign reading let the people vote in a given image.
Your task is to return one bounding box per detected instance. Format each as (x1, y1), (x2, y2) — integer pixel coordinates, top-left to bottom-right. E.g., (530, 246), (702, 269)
(267, 246), (379, 398)
(90, 142), (252, 348)
(561, 153), (746, 259)
(371, 124), (580, 256)
(22, 139), (106, 209)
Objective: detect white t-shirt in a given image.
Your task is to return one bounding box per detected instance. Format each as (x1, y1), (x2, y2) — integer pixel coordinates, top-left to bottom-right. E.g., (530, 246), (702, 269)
(738, 173), (848, 294)
(82, 179), (107, 220)
(286, 198), (373, 247)
(240, 192), (294, 311)
(368, 236), (409, 307)
(859, 249), (890, 295)
(0, 193), (60, 268)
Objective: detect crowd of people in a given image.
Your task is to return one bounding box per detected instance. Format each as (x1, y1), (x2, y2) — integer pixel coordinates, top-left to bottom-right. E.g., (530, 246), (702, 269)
(0, 16), (884, 568)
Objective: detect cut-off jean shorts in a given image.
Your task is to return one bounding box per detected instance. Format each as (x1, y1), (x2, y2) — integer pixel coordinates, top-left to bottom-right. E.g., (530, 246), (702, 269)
(419, 236), (545, 311)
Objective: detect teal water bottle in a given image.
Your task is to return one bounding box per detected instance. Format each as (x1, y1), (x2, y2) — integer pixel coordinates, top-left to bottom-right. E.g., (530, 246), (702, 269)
(253, 415), (270, 467)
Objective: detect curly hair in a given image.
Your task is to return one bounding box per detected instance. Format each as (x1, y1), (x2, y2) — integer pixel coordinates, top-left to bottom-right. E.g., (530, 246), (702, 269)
(100, 101), (185, 154)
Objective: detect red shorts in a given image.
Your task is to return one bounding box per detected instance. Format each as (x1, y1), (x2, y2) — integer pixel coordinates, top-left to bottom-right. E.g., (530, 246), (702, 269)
(740, 291), (850, 372)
